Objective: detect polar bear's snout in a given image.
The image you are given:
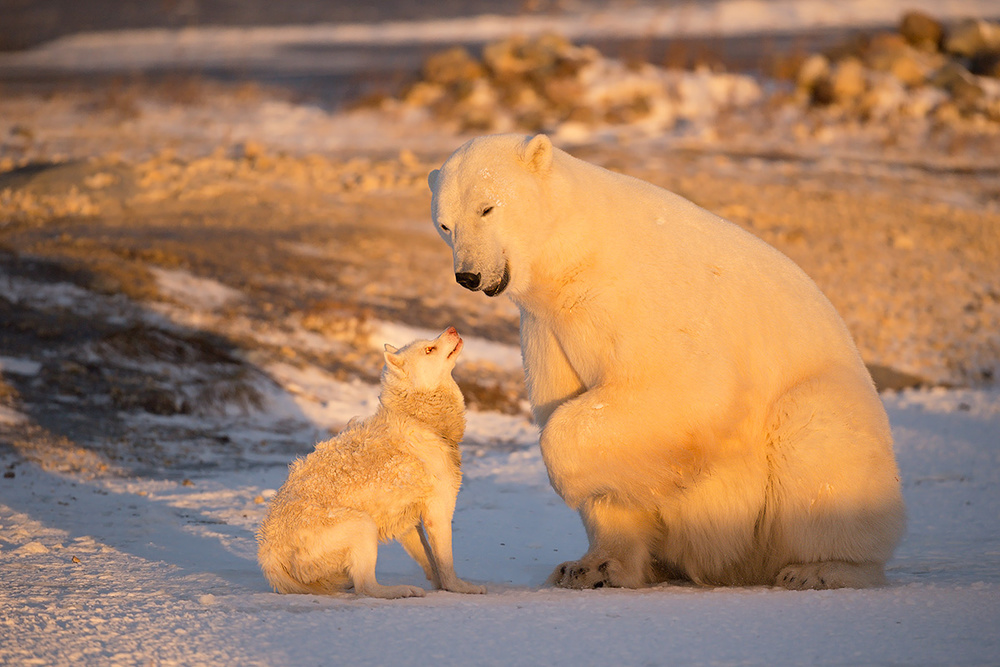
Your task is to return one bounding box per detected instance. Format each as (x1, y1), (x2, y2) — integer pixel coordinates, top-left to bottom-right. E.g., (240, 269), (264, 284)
(455, 272), (481, 291)
(454, 263), (510, 297)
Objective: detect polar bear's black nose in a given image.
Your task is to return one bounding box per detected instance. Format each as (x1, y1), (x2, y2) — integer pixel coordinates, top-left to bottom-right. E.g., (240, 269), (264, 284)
(455, 272), (481, 291)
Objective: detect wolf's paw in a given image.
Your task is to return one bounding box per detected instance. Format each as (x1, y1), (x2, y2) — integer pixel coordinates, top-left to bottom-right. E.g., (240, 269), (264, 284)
(777, 561), (886, 590)
(547, 557), (622, 589)
(443, 579), (487, 595)
(359, 583), (426, 599)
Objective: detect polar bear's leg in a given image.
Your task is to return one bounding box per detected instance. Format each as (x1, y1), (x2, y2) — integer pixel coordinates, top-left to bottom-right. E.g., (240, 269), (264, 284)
(766, 372), (906, 589)
(548, 498), (660, 588)
(539, 385), (691, 511)
(519, 309), (586, 429)
(540, 386), (691, 589)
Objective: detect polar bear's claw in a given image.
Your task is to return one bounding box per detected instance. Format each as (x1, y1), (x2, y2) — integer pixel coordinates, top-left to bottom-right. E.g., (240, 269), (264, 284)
(549, 558), (617, 589)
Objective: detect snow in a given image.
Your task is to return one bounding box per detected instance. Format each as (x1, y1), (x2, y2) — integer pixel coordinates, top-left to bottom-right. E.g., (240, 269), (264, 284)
(2, 3), (999, 664)
(150, 267), (244, 311)
(0, 356), (42, 377)
(2, 359), (999, 665)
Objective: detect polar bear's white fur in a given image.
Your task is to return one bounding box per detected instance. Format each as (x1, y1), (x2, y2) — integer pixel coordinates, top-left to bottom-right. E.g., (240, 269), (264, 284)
(429, 134), (905, 590)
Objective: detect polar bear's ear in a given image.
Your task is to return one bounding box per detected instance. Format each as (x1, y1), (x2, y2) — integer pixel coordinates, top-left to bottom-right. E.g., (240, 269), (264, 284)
(520, 134), (553, 173)
(427, 169), (440, 191)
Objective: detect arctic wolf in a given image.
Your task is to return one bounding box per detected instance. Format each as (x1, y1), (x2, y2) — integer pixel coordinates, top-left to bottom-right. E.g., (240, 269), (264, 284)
(257, 327), (485, 598)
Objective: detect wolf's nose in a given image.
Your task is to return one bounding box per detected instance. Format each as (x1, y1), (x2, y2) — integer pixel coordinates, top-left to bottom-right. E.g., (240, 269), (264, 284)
(455, 272), (481, 290)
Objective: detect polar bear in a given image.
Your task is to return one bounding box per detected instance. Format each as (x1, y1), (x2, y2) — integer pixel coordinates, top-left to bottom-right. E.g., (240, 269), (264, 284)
(428, 134), (905, 590)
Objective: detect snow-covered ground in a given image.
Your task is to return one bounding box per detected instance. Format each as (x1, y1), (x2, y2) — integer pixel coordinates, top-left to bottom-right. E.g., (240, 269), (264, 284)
(2, 339), (998, 665)
(2, 2), (999, 664)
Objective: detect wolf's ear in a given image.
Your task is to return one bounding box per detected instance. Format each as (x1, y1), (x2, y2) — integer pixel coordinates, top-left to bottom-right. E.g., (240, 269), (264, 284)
(384, 344), (405, 374)
(520, 134), (553, 173)
(427, 169), (440, 191)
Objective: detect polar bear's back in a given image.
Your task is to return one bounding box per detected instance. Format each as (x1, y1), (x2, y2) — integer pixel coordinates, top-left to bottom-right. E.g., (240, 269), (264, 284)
(548, 148), (867, 390)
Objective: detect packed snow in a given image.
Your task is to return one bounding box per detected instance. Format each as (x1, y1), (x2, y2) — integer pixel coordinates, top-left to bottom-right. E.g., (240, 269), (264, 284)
(1, 349), (999, 664)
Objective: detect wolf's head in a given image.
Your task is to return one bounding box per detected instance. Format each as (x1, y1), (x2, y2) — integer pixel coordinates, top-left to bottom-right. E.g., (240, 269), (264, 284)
(382, 326), (464, 393)
(428, 134), (555, 300)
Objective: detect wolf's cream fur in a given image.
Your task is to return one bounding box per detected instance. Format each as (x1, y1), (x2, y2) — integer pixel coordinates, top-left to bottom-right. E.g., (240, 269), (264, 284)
(256, 327), (485, 598)
(429, 134), (906, 590)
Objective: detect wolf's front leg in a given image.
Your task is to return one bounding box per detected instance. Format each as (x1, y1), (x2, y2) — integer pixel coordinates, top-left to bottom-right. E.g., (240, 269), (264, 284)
(422, 495), (486, 595)
(399, 525), (440, 587)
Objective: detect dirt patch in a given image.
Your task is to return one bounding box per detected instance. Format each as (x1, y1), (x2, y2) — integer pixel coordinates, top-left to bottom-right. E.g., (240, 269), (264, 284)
(0, 71), (998, 472)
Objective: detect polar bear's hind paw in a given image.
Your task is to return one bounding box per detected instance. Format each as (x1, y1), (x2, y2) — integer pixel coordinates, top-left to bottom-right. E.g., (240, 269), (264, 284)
(777, 561), (887, 590)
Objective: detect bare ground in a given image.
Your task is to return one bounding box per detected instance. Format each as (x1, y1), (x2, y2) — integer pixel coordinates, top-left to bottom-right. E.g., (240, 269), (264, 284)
(1, 79), (998, 475)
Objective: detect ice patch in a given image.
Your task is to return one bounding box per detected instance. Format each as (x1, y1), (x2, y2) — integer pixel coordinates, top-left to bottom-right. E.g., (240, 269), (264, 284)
(0, 356), (42, 377)
(150, 267), (243, 311)
(0, 405), (30, 425)
(16, 541), (50, 555)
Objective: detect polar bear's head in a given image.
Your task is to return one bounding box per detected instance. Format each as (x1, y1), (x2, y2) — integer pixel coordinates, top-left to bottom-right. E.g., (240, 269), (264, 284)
(428, 134), (554, 299)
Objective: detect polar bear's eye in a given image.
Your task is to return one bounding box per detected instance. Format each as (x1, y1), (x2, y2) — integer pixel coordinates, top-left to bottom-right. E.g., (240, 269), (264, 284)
(439, 224), (450, 233)
(480, 206), (494, 217)
(425, 346), (435, 355)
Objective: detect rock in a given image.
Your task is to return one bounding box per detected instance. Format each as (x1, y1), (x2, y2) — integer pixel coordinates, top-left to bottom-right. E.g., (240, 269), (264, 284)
(900, 11), (944, 52)
(902, 85), (949, 117)
(860, 75), (906, 119)
(421, 46), (483, 85)
(864, 32), (911, 71)
(797, 53), (830, 92)
(862, 32), (932, 87)
(930, 61), (986, 108)
(403, 81), (445, 108)
(970, 52), (1000, 78)
(944, 18), (1000, 58)
(890, 52), (932, 87)
(483, 33), (580, 80)
(831, 58), (868, 103)
(810, 76), (836, 105)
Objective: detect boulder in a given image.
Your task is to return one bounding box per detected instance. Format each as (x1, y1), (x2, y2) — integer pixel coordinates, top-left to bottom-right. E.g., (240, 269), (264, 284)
(831, 58), (868, 104)
(797, 53), (831, 92)
(944, 18), (1000, 58)
(930, 61), (986, 107)
(421, 47), (484, 86)
(900, 11), (944, 52)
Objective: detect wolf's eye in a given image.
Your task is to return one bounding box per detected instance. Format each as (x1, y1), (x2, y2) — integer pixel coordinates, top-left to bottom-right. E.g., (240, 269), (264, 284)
(480, 205), (494, 217)
(425, 346), (435, 355)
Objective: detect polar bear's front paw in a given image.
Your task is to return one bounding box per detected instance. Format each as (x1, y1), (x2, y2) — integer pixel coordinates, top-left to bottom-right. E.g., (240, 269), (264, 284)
(548, 558), (619, 589)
